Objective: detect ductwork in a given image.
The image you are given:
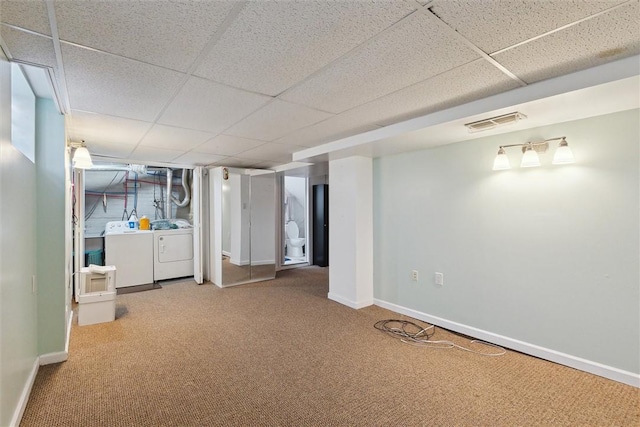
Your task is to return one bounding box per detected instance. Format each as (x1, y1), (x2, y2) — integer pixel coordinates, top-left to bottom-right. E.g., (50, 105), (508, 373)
(165, 168), (191, 219)
(171, 169), (191, 208)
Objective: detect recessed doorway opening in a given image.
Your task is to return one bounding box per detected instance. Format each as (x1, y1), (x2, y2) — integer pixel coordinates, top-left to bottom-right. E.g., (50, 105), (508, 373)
(283, 176), (308, 266)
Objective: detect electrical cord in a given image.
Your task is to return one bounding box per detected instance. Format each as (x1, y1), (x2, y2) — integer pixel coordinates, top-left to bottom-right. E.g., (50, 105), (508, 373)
(374, 319), (506, 356)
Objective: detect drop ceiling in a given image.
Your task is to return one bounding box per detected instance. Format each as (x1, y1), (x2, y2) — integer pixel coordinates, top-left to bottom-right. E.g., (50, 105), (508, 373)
(1, 0), (638, 169)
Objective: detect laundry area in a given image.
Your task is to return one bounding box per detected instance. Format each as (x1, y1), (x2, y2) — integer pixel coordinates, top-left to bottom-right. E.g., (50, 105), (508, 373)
(75, 164), (198, 311)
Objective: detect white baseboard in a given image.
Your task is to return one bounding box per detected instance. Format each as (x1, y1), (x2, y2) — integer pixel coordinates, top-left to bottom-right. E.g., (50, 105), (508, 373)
(374, 298), (640, 388)
(65, 310), (73, 353)
(9, 358), (38, 427)
(328, 292), (373, 309)
(39, 350), (68, 365)
(252, 259), (275, 266)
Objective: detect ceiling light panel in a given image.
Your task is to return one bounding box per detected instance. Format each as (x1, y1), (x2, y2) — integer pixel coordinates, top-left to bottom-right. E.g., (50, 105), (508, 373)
(158, 76), (271, 134)
(138, 124), (215, 151)
(194, 134), (266, 156)
(67, 110), (152, 148)
(224, 99), (333, 142)
(0, 26), (57, 67)
(53, 0), (237, 72)
(280, 11), (480, 114)
(194, 0), (418, 96)
(340, 59), (520, 128)
(430, 0), (628, 54)
(493, 2), (640, 85)
(61, 44), (184, 121)
(0, 0), (51, 35)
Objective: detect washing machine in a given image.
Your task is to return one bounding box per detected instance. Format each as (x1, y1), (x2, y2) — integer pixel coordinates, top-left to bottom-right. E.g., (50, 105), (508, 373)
(153, 228), (194, 281)
(104, 221), (154, 288)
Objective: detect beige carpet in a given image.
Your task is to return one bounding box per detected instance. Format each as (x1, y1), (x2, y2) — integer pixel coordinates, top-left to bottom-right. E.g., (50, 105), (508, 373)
(21, 267), (639, 426)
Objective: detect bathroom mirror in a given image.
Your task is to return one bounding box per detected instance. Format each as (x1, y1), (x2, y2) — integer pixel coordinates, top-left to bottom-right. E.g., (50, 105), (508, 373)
(210, 167), (276, 286)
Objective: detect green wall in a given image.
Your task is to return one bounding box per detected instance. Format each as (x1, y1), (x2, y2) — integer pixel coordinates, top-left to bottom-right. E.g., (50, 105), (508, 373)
(35, 98), (66, 355)
(373, 109), (639, 375)
(0, 54), (39, 426)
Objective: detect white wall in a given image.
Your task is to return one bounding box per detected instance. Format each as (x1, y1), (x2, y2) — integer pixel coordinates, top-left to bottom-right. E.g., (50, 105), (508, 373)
(0, 54), (38, 427)
(373, 109), (639, 379)
(329, 156), (373, 308)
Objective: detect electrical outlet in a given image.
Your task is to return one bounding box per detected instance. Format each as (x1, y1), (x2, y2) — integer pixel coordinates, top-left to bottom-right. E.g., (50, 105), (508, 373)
(434, 272), (444, 286)
(411, 270), (419, 281)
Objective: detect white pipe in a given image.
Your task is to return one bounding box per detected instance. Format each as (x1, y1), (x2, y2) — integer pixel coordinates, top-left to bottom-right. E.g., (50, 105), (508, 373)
(171, 169), (191, 208)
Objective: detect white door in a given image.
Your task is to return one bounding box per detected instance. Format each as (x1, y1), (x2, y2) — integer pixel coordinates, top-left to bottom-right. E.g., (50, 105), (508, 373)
(73, 168), (85, 302)
(192, 167), (204, 284)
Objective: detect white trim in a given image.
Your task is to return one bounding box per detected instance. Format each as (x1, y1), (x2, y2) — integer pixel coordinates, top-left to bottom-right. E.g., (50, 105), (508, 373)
(251, 259), (276, 266)
(39, 350), (68, 366)
(9, 358), (38, 427)
(374, 298), (640, 388)
(65, 310), (73, 353)
(328, 292), (373, 310)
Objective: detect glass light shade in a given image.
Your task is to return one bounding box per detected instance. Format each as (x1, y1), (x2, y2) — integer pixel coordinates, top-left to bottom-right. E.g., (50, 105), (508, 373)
(520, 146), (540, 167)
(492, 148), (511, 170)
(73, 147), (93, 169)
(552, 140), (575, 164)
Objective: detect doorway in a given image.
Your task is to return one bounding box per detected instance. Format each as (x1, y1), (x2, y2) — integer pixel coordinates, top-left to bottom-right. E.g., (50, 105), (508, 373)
(283, 176), (308, 266)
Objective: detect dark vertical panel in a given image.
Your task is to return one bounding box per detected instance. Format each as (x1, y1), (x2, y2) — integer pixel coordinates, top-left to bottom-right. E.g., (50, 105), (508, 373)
(312, 184), (329, 267)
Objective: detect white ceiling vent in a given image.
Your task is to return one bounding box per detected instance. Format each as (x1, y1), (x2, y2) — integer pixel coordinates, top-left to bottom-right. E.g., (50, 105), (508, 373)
(464, 112), (527, 133)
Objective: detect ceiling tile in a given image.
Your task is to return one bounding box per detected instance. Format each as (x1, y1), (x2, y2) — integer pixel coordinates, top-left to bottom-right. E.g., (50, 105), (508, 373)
(212, 157), (262, 168)
(280, 11), (480, 113)
(88, 141), (135, 159)
(0, 26), (56, 67)
(493, 2), (640, 84)
(53, 1), (237, 72)
(67, 110), (152, 148)
(158, 76), (272, 134)
(343, 59), (521, 128)
(430, 0), (628, 54)
(234, 142), (307, 162)
(193, 134), (265, 156)
(139, 124), (215, 151)
(224, 100), (333, 141)
(0, 0), (51, 35)
(194, 0), (418, 96)
(274, 114), (381, 148)
(172, 152), (227, 167)
(128, 146), (183, 163)
(62, 44), (185, 121)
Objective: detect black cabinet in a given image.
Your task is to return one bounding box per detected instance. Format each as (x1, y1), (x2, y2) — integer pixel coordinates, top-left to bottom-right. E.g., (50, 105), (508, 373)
(312, 184), (329, 267)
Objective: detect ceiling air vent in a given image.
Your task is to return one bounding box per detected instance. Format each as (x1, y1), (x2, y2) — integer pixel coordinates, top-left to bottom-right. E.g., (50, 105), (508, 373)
(464, 112), (527, 133)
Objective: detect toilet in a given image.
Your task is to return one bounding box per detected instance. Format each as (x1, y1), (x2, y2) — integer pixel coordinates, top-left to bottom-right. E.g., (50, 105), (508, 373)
(286, 221), (305, 258)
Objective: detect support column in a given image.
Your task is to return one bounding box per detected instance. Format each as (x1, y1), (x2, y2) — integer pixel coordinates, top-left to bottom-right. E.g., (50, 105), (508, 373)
(328, 156), (373, 309)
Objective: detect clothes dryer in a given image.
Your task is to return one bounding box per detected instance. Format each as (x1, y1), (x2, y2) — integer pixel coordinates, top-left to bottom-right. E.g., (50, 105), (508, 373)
(153, 228), (194, 281)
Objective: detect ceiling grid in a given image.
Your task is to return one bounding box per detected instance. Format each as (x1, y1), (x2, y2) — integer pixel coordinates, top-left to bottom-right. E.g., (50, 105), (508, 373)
(0, 0), (637, 168)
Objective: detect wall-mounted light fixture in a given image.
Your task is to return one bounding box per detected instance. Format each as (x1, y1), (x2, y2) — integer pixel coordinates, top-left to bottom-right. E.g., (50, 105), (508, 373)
(70, 140), (93, 169)
(492, 137), (574, 171)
